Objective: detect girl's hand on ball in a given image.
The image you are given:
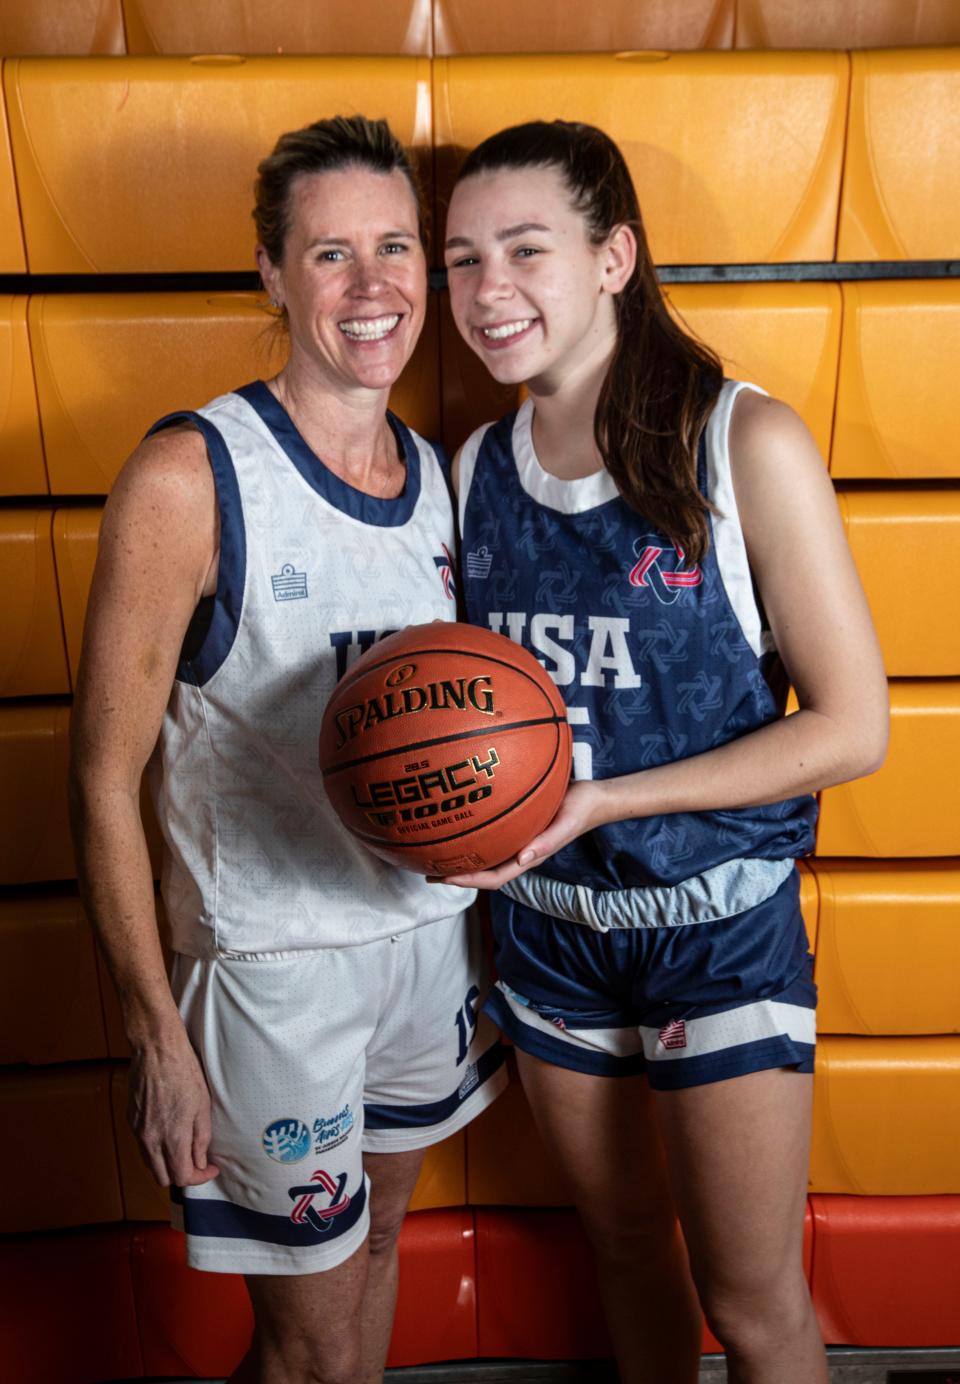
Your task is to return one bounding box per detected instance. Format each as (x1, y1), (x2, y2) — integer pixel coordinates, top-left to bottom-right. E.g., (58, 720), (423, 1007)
(442, 780), (603, 889)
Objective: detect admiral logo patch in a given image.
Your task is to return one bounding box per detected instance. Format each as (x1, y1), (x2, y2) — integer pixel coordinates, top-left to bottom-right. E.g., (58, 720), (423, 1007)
(272, 563), (308, 602)
(659, 1019), (688, 1050)
(466, 546), (493, 579)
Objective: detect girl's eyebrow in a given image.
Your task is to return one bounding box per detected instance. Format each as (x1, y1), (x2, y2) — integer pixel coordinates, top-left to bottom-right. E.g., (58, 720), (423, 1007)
(445, 222), (552, 250)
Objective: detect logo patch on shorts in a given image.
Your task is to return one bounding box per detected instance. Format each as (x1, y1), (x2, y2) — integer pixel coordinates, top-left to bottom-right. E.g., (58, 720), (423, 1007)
(457, 1062), (479, 1101)
(262, 1117), (311, 1163)
(659, 1019), (688, 1050)
(313, 1104), (354, 1154)
(288, 1169), (351, 1234)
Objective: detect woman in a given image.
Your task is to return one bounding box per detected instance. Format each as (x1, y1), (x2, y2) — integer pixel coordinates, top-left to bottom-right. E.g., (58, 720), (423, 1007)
(69, 115), (506, 1384)
(442, 121), (888, 1383)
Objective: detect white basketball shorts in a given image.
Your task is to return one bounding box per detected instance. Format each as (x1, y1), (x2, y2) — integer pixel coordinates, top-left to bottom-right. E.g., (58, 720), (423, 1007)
(169, 910), (507, 1274)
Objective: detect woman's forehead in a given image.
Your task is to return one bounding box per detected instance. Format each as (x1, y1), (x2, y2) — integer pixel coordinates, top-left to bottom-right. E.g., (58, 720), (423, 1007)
(286, 166), (419, 233)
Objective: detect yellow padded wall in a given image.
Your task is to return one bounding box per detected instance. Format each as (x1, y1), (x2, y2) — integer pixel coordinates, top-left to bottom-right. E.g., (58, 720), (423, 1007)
(817, 681), (960, 858)
(52, 507), (101, 686)
(811, 861), (960, 1036)
(435, 52), (848, 265)
(666, 283), (841, 460)
(810, 1036), (960, 1194)
(5, 57), (432, 273)
(31, 292), (442, 493)
(0, 1065), (123, 1230)
(837, 50), (960, 261)
(836, 491), (960, 677)
(0, 891), (108, 1064)
(0, 0), (126, 56)
(0, 94), (26, 273)
(0, 704), (160, 886)
(0, 703), (73, 885)
(0, 297), (47, 496)
(123, 0), (432, 55)
(735, 0), (960, 49)
(0, 510), (70, 696)
(832, 281), (960, 481)
(797, 859), (819, 956)
(434, 0), (734, 54)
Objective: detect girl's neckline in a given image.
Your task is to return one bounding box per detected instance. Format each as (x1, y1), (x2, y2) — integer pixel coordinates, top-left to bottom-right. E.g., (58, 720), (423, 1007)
(512, 398), (619, 515)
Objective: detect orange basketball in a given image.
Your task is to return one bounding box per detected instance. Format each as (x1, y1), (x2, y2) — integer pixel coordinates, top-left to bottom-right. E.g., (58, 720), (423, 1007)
(319, 623), (572, 876)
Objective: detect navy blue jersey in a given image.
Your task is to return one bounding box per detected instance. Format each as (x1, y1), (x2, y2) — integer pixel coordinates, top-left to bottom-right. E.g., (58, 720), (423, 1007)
(459, 381), (818, 893)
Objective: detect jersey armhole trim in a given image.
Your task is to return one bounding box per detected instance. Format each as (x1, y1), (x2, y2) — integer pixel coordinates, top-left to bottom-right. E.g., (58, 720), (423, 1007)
(146, 410), (246, 687)
(706, 380), (774, 662)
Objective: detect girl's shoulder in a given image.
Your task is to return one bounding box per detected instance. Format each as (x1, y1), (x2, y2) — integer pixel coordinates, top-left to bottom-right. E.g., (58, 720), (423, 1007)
(726, 384), (813, 464)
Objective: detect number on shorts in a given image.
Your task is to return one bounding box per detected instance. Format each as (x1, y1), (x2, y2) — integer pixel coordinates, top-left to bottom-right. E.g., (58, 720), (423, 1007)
(454, 985), (480, 1066)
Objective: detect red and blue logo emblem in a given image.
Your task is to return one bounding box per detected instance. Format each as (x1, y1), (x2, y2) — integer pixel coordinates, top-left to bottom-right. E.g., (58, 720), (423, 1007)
(434, 542), (456, 601)
(288, 1168), (351, 1235)
(629, 535), (702, 606)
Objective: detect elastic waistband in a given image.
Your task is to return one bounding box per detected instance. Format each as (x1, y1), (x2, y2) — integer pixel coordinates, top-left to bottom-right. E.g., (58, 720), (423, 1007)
(499, 857), (795, 932)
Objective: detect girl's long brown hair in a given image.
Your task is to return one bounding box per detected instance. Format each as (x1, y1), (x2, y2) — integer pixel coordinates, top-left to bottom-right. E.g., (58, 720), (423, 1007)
(454, 121), (723, 564)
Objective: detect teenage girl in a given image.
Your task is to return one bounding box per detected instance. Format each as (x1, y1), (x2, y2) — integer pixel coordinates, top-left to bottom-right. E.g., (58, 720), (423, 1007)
(441, 121), (888, 1384)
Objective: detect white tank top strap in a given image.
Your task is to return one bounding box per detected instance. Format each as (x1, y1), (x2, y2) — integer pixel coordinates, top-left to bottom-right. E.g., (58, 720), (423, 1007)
(705, 379), (774, 661)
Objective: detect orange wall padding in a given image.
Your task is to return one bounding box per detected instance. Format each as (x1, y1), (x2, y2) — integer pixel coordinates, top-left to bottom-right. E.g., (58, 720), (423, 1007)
(837, 491), (960, 676)
(435, 52), (848, 266)
(833, 280), (960, 480)
(0, 296), (46, 494)
(4, 57), (433, 273)
(122, 0), (433, 56)
(811, 861), (960, 1036)
(0, 0), (126, 57)
(817, 682), (960, 857)
(838, 50), (960, 261)
(0, 510), (70, 696)
(735, 0), (960, 49)
(811, 1195), (960, 1346)
(810, 1037), (960, 1194)
(0, 891), (108, 1063)
(434, 0), (735, 53)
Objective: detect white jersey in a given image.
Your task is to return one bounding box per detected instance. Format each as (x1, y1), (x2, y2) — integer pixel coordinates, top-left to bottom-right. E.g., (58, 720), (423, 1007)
(147, 381), (471, 957)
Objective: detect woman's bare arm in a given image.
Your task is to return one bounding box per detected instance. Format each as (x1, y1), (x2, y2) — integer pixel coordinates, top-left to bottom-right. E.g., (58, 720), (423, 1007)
(69, 425), (221, 1185)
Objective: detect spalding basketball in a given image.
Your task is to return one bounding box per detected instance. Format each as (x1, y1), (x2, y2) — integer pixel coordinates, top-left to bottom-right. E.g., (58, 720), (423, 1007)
(319, 623), (572, 876)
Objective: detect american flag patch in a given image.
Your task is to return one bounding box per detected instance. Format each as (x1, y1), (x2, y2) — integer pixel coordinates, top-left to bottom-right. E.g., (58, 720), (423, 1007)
(659, 1019), (687, 1050)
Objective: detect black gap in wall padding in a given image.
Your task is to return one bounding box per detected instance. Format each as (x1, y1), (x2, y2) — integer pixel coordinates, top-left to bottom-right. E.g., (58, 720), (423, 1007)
(0, 261), (958, 297)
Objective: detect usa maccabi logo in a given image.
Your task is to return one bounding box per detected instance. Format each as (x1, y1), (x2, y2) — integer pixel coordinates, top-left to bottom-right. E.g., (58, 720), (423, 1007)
(262, 1117), (311, 1163)
(434, 542), (456, 600)
(288, 1168), (351, 1234)
(628, 535), (703, 606)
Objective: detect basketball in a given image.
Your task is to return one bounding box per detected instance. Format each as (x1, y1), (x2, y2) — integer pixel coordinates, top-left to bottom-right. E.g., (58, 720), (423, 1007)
(318, 623), (572, 876)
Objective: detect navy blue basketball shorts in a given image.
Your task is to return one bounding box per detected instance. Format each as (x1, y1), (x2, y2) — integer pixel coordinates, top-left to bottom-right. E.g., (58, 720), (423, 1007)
(484, 867), (816, 1090)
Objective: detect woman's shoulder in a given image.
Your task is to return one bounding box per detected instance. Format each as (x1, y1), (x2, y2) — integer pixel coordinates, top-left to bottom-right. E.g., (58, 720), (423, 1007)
(103, 424), (216, 557)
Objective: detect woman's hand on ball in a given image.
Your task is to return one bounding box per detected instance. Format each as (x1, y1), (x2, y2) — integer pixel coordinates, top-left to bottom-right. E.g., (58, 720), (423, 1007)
(441, 780), (604, 889)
